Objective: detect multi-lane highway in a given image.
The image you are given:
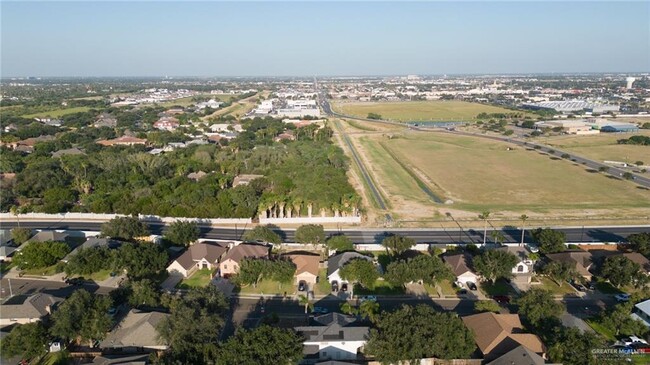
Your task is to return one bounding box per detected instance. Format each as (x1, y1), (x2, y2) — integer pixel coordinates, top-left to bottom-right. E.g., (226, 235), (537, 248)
(1, 220), (649, 244)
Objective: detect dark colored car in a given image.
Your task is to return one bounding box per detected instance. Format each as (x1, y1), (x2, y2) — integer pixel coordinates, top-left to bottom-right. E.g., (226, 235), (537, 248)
(466, 281), (478, 291)
(458, 289), (468, 295)
(298, 281), (306, 292)
(341, 283), (348, 292)
(493, 295), (511, 304)
(65, 277), (84, 286)
(331, 282), (339, 292)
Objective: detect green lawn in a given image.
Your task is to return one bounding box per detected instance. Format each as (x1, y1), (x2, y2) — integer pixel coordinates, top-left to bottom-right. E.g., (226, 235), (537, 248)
(238, 279), (291, 295)
(332, 100), (532, 122)
(437, 279), (462, 296)
(537, 276), (577, 295)
(86, 269), (112, 282)
(176, 269), (215, 289)
(22, 106), (91, 118)
(595, 281), (624, 295)
(480, 280), (515, 296)
(353, 279), (404, 295)
(39, 350), (70, 365)
(314, 268), (331, 295)
(585, 318), (616, 341)
(22, 263), (64, 277)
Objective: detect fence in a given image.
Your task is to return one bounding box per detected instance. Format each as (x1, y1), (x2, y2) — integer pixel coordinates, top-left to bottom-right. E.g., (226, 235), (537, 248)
(259, 216), (361, 224)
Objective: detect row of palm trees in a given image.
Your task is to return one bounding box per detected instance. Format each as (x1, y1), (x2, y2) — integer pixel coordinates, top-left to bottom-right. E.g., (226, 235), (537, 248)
(447, 211), (530, 246)
(257, 193), (362, 220)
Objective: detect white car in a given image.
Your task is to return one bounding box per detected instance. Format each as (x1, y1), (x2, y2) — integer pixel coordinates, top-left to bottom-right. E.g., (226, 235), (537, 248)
(615, 293), (631, 302)
(616, 336), (648, 347)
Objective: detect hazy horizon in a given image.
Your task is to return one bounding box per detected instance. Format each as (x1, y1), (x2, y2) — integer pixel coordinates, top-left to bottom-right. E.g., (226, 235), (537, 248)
(2, 1), (649, 77)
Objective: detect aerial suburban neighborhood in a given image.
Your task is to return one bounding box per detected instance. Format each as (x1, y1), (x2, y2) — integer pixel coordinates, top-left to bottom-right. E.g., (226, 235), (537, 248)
(1, 1), (650, 365)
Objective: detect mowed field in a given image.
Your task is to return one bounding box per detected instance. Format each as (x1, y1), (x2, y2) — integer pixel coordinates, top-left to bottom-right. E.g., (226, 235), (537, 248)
(22, 106), (92, 118)
(544, 130), (650, 165)
(354, 131), (650, 217)
(332, 100), (532, 122)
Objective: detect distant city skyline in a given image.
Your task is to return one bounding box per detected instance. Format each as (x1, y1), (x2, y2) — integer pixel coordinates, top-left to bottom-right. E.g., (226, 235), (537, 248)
(1, 1), (648, 77)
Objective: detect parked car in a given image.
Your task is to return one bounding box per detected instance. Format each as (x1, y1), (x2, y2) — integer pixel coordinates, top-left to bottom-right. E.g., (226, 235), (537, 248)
(458, 289), (468, 295)
(360, 295), (377, 302)
(454, 281), (464, 288)
(616, 336), (649, 348)
(466, 281), (478, 291)
(588, 282), (596, 290)
(331, 282), (339, 292)
(65, 277), (84, 286)
(341, 283), (348, 292)
(298, 281), (307, 292)
(311, 306), (329, 315)
(615, 293), (631, 302)
(493, 295), (511, 304)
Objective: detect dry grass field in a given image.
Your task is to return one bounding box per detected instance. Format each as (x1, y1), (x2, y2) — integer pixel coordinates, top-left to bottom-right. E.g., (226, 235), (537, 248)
(544, 130), (650, 165)
(345, 128), (650, 222)
(331, 100), (533, 122)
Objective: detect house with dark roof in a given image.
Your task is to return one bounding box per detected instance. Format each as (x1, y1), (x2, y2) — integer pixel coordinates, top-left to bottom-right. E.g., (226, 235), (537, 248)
(94, 113), (118, 128)
(62, 237), (123, 263)
(51, 147), (85, 159)
(443, 253), (479, 284)
(0, 293), (62, 327)
(462, 312), (545, 361)
(545, 250), (593, 280)
(326, 252), (372, 287)
(219, 243), (269, 277)
(167, 242), (229, 278)
(487, 345), (546, 365)
(295, 313), (369, 363)
(26, 231), (70, 244)
(100, 310), (169, 352)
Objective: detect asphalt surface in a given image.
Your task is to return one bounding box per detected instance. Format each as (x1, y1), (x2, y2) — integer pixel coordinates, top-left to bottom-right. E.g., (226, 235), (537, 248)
(1, 221), (649, 245)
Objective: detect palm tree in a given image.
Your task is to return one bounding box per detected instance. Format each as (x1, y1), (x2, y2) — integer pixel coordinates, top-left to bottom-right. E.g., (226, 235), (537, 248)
(478, 211), (490, 246)
(490, 230), (505, 245)
(520, 214), (529, 247)
(10, 206), (20, 228)
(298, 295), (312, 314)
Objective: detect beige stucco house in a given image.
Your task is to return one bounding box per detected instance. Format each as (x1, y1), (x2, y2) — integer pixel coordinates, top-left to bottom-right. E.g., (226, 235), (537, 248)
(219, 243), (269, 277)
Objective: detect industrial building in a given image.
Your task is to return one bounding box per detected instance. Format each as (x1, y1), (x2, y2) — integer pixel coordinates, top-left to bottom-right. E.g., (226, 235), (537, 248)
(522, 100), (619, 114)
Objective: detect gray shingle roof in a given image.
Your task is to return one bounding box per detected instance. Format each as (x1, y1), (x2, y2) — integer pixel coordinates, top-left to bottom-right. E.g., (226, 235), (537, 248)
(63, 237), (123, 262)
(222, 243), (269, 264)
(327, 252), (372, 277)
(0, 293), (62, 320)
(175, 242), (228, 270)
(487, 345), (546, 365)
(100, 310), (169, 349)
(295, 313), (369, 342)
(26, 231), (69, 244)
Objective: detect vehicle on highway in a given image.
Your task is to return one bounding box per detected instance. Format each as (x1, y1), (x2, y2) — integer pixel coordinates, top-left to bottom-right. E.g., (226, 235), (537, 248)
(466, 281), (478, 291)
(615, 293), (631, 302)
(298, 280), (307, 292)
(493, 295), (511, 304)
(311, 306), (329, 315)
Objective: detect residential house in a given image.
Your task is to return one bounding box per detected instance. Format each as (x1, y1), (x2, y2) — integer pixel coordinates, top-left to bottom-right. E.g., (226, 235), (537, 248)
(153, 117), (180, 131)
(443, 253), (479, 284)
(219, 243), (269, 277)
(62, 237), (123, 263)
(326, 252), (372, 287)
(187, 171), (208, 181)
(274, 131), (295, 142)
(495, 246), (534, 284)
(100, 310), (169, 352)
(91, 354), (150, 365)
(631, 299), (650, 328)
(0, 229), (12, 246)
(487, 345), (546, 365)
(545, 250), (593, 281)
(8, 135), (55, 153)
(284, 252), (320, 286)
(0, 293), (62, 327)
(26, 231), (70, 245)
(621, 253), (650, 274)
(167, 242), (229, 278)
(51, 147), (85, 159)
(462, 312), (545, 361)
(95, 113), (118, 128)
(232, 174), (265, 187)
(295, 313), (369, 363)
(97, 136), (147, 147)
(0, 246), (18, 261)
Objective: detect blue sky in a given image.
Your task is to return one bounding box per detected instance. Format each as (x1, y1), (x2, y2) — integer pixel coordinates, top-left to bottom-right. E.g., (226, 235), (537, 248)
(1, 1), (648, 76)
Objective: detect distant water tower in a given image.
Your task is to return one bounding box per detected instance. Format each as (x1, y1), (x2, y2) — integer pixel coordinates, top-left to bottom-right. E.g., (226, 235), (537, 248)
(626, 77), (636, 89)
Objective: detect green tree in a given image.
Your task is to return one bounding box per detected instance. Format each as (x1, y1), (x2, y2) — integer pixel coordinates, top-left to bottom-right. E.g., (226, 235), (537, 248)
(516, 288), (563, 328)
(366, 305), (475, 364)
(367, 113), (382, 120)
(116, 242), (168, 280)
(64, 246), (114, 276)
(214, 326), (304, 365)
(600, 300), (649, 337)
(10, 227), (32, 245)
(42, 187), (76, 213)
(164, 220), (200, 246)
(243, 225), (281, 244)
(157, 286), (229, 364)
(129, 278), (161, 307)
(50, 289), (112, 345)
(381, 234), (415, 257)
(359, 299), (380, 322)
(237, 258), (269, 287)
(0, 322), (48, 360)
(299, 294), (312, 314)
(601, 256), (642, 288)
(473, 250), (517, 282)
(13, 241), (70, 269)
(326, 234), (354, 252)
(622, 172), (634, 180)
(478, 211), (490, 246)
(531, 228), (566, 253)
(340, 302), (358, 316)
(339, 258), (379, 289)
(542, 261), (576, 287)
(547, 326), (605, 365)
(295, 224), (325, 245)
(100, 216), (149, 241)
(270, 259), (297, 288)
(474, 300), (501, 313)
(627, 232), (650, 256)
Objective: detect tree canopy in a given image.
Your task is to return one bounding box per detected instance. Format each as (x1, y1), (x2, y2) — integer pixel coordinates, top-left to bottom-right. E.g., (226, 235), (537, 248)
(50, 289), (112, 344)
(13, 241), (70, 269)
(384, 255), (453, 288)
(542, 261), (576, 287)
(366, 305), (475, 364)
(0, 322), (48, 360)
(628, 232), (650, 257)
(516, 288), (563, 328)
(601, 256), (642, 288)
(100, 216), (150, 241)
(472, 249), (517, 282)
(164, 220), (200, 246)
(381, 234), (415, 256)
(339, 258), (379, 289)
(213, 326), (304, 365)
(236, 258), (296, 288)
(325, 234), (354, 252)
(531, 228), (566, 254)
(295, 224), (325, 245)
(243, 225), (281, 244)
